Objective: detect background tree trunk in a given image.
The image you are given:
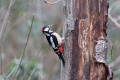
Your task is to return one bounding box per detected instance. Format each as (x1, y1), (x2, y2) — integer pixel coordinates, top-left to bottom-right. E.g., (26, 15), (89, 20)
(61, 0), (109, 80)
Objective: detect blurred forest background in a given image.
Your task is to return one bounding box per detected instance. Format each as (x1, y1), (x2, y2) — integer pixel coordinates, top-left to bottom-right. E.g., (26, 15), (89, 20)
(0, 0), (120, 80)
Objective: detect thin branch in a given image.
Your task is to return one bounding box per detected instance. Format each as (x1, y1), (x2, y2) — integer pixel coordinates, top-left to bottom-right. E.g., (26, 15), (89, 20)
(28, 66), (37, 80)
(0, 0), (15, 75)
(13, 16), (34, 80)
(6, 66), (17, 79)
(44, 0), (62, 5)
(0, 0), (15, 41)
(114, 68), (120, 75)
(108, 7), (120, 28)
(0, 47), (2, 75)
(110, 56), (120, 67)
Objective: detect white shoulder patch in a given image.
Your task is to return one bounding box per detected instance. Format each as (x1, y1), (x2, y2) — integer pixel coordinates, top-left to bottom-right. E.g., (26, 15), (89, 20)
(52, 32), (62, 45)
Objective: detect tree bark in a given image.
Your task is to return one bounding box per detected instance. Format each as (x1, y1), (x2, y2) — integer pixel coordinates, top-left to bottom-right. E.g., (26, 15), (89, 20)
(61, 0), (109, 80)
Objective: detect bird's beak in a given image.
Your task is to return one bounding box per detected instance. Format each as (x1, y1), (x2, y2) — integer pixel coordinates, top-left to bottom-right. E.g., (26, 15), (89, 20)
(49, 24), (54, 29)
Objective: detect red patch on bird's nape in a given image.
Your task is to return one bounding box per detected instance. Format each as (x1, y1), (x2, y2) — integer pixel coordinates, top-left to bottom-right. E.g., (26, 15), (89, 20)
(42, 28), (44, 32)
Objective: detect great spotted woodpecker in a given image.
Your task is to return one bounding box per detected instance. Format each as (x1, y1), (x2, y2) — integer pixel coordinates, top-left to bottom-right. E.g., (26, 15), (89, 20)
(42, 25), (65, 66)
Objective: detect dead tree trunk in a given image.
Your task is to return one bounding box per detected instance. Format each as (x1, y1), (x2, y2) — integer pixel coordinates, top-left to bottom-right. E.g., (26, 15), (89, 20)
(61, 0), (109, 80)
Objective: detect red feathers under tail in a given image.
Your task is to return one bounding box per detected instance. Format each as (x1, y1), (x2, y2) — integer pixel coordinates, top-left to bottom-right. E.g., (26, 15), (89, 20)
(59, 41), (65, 66)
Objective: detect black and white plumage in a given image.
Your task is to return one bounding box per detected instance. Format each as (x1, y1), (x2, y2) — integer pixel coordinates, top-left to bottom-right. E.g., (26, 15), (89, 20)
(42, 25), (65, 66)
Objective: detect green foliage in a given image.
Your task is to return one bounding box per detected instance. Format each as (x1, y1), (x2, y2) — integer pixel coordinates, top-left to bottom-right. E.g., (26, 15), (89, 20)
(19, 10), (24, 16)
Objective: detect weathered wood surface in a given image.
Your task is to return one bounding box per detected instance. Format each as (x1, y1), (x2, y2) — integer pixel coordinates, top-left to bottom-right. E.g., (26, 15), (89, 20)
(62, 0), (109, 80)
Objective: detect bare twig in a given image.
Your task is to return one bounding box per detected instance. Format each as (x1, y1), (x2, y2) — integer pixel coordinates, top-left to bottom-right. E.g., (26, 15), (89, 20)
(28, 66), (37, 80)
(110, 56), (120, 67)
(13, 16), (34, 80)
(0, 0), (15, 41)
(44, 0), (62, 5)
(0, 0), (15, 75)
(6, 66), (17, 79)
(0, 47), (2, 75)
(108, 7), (120, 28)
(114, 68), (120, 75)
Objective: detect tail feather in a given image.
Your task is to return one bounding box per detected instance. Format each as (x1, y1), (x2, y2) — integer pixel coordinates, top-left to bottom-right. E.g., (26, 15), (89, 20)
(58, 53), (65, 66)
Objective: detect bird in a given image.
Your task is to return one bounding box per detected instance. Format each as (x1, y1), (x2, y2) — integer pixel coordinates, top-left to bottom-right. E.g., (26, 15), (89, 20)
(42, 25), (65, 66)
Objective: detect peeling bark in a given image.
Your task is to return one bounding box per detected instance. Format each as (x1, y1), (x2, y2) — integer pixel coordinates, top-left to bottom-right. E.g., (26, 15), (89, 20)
(62, 0), (109, 80)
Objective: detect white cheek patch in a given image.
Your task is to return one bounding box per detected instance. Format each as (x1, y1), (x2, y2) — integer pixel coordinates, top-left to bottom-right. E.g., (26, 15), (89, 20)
(52, 33), (62, 45)
(44, 28), (49, 32)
